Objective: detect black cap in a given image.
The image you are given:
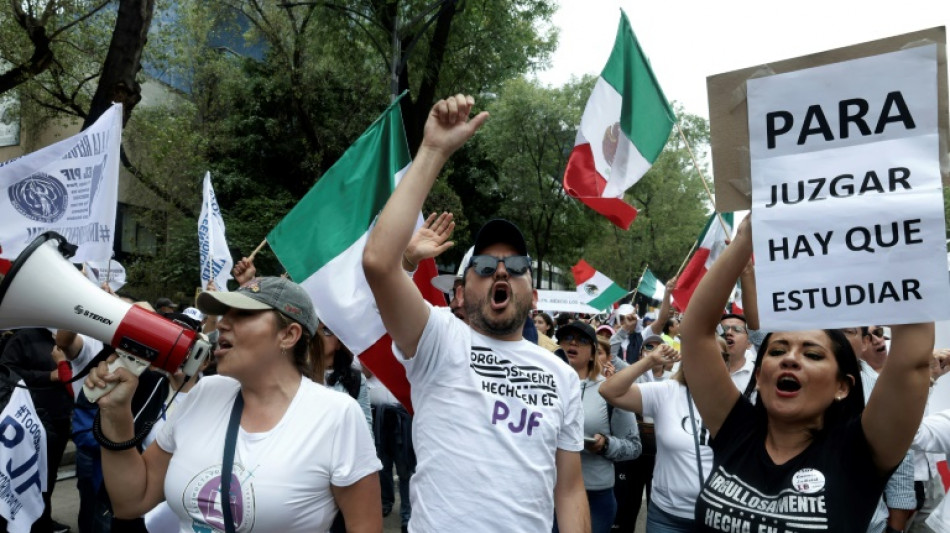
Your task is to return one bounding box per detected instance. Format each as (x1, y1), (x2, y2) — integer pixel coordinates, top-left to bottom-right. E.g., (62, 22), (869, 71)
(556, 320), (597, 347)
(473, 219), (529, 257)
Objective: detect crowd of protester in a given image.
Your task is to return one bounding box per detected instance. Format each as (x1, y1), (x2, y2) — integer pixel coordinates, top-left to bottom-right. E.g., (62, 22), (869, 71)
(0, 94), (948, 533)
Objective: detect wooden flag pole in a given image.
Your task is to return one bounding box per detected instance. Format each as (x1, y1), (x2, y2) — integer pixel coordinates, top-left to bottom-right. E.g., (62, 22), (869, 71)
(675, 238), (700, 279)
(627, 263), (650, 300)
(248, 238), (268, 261)
(674, 122), (731, 237)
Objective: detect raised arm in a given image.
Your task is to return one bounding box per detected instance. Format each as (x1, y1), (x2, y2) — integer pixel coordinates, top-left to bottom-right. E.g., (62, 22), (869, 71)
(87, 358), (170, 517)
(650, 278), (676, 336)
(862, 320), (934, 473)
(363, 95), (488, 358)
(739, 258), (760, 330)
(599, 344), (674, 413)
(679, 216), (749, 437)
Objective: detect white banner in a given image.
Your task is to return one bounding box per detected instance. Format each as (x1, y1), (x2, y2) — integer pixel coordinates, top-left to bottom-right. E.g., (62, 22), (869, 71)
(83, 259), (126, 292)
(0, 104), (121, 263)
(0, 382), (48, 532)
(747, 45), (950, 330)
(198, 172), (232, 291)
(536, 290), (602, 314)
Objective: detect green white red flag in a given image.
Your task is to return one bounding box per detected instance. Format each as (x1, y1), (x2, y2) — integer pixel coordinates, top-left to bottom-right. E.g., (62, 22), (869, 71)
(563, 11), (675, 230)
(572, 259), (627, 311)
(671, 212), (734, 312)
(266, 95), (444, 411)
(637, 267), (665, 302)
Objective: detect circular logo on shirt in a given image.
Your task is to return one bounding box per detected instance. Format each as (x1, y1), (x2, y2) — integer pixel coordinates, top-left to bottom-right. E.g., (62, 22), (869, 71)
(791, 468), (825, 494)
(9, 173), (68, 223)
(183, 464), (256, 531)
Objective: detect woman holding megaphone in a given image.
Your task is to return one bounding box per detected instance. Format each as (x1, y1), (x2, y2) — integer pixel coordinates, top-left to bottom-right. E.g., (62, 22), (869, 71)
(86, 275), (382, 532)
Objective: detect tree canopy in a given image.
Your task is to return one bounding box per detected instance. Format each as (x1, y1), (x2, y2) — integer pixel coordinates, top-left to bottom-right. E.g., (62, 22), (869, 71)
(0, 0), (718, 302)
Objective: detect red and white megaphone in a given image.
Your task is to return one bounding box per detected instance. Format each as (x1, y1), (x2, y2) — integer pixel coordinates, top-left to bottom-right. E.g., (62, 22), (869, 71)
(0, 232), (212, 401)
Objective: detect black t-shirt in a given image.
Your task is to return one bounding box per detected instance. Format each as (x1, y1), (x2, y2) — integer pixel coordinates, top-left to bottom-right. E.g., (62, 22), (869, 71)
(694, 398), (888, 533)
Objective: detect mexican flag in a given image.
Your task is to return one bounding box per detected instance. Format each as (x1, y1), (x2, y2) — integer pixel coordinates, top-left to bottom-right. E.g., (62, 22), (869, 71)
(637, 267), (665, 302)
(266, 96), (443, 412)
(572, 259), (627, 311)
(563, 11), (675, 230)
(671, 212), (734, 312)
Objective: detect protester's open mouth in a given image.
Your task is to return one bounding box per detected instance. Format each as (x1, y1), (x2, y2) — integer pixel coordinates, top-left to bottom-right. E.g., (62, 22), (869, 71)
(724, 337), (734, 347)
(490, 283), (510, 310)
(776, 374), (801, 397)
(215, 339), (233, 357)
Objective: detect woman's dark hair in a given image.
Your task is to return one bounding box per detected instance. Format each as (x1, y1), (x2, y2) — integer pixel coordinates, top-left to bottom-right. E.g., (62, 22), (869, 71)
(326, 344), (361, 400)
(535, 312), (554, 335)
(742, 329), (864, 432)
(273, 311), (324, 382)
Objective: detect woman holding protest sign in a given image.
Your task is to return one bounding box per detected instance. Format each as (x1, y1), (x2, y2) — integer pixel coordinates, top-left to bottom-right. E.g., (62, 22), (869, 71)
(679, 215), (934, 532)
(86, 276), (382, 532)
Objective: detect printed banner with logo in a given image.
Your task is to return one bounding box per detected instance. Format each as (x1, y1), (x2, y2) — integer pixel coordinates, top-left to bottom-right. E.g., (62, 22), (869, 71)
(747, 45), (950, 330)
(0, 104), (121, 263)
(198, 172), (232, 291)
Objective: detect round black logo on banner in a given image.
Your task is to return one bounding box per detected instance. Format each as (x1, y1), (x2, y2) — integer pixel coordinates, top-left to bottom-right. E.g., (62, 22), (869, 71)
(9, 173), (68, 223)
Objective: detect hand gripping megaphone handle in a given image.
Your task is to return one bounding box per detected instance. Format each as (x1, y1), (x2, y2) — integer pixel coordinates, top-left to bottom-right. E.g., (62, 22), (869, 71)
(83, 334), (213, 403)
(83, 350), (151, 403)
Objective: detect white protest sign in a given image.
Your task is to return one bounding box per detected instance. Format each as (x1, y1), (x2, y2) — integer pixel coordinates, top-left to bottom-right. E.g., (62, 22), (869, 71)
(83, 260), (126, 292)
(747, 45), (950, 330)
(0, 104), (121, 263)
(536, 290), (602, 314)
(198, 172), (232, 291)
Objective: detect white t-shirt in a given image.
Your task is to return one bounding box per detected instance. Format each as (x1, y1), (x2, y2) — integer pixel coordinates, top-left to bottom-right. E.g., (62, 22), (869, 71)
(640, 380), (714, 519)
(398, 305), (583, 532)
(69, 334), (104, 401)
(156, 375), (380, 532)
(730, 355), (755, 394)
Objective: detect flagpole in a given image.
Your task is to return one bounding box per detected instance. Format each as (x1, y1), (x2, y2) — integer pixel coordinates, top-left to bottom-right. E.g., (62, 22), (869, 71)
(627, 263), (649, 301)
(674, 122), (731, 237)
(248, 238), (268, 261)
(675, 238), (700, 279)
(105, 257), (112, 286)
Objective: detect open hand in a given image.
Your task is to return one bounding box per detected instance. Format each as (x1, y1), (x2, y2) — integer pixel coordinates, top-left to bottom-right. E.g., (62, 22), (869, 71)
(405, 212), (455, 268)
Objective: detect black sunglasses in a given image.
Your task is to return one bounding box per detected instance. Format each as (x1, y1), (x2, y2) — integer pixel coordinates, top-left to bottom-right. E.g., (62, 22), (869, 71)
(467, 255), (531, 277)
(869, 328), (886, 339)
(559, 333), (592, 345)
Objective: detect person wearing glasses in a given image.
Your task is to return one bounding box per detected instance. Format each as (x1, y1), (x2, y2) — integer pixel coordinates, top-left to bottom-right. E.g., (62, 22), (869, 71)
(680, 216), (934, 532)
(720, 314), (756, 392)
(864, 325), (890, 372)
(363, 95), (588, 532)
(837, 327), (918, 533)
(553, 320), (640, 533)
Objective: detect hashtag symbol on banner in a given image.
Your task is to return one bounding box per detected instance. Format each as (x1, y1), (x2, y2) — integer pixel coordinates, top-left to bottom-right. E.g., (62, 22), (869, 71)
(99, 226), (110, 241)
(15, 405), (27, 418)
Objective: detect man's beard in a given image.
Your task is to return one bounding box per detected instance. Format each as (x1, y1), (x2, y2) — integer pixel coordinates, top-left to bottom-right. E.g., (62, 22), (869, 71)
(464, 289), (532, 337)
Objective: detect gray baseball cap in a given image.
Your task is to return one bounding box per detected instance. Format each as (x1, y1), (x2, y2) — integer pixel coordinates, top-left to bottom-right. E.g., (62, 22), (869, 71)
(197, 277), (317, 336)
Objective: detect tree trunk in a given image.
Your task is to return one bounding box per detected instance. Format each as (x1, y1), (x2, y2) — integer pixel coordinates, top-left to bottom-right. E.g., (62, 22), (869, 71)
(83, 0), (155, 129)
